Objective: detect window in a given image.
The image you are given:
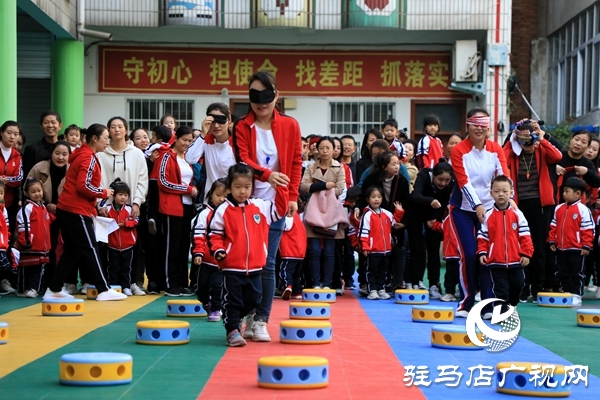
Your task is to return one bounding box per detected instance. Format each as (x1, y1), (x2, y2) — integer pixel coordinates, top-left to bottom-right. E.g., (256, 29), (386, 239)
(329, 101), (395, 137)
(411, 100), (466, 145)
(127, 99), (194, 131)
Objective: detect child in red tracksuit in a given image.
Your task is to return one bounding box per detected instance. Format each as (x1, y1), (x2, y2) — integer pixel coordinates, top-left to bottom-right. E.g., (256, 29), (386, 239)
(146, 125), (174, 234)
(208, 164), (285, 347)
(17, 179), (54, 298)
(192, 178), (227, 322)
(477, 176), (534, 310)
(359, 186), (404, 300)
(106, 181), (139, 296)
(278, 212), (307, 300)
(548, 177), (595, 306)
(428, 206), (461, 301)
(0, 182), (12, 279)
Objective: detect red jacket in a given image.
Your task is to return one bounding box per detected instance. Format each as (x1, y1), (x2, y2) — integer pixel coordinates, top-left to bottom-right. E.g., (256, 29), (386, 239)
(57, 144), (108, 216)
(431, 206), (460, 260)
(0, 205), (9, 251)
(191, 205), (218, 267)
(149, 143), (172, 180)
(416, 134), (444, 170)
(503, 138), (562, 207)
(359, 206), (404, 254)
(279, 213), (307, 259)
(477, 204), (534, 268)
(0, 147), (23, 208)
(157, 150), (195, 217)
(548, 200), (595, 251)
(17, 200), (54, 266)
(208, 195), (285, 273)
(233, 110), (303, 205)
(106, 204), (138, 251)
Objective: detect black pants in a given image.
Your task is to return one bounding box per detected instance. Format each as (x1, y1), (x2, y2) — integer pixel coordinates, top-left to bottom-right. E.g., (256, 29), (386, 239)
(341, 230), (356, 287)
(162, 205), (194, 291)
(278, 258), (303, 293)
(222, 271), (262, 334)
(17, 264), (44, 293)
(519, 200), (553, 298)
(544, 205), (558, 290)
(408, 221), (442, 287)
(357, 253), (367, 286)
(49, 209), (110, 293)
(555, 250), (585, 296)
(366, 253), (390, 292)
(196, 263), (223, 312)
(444, 258), (460, 295)
(147, 180), (159, 221)
(108, 248), (134, 289)
(390, 231), (406, 289)
(490, 267), (525, 307)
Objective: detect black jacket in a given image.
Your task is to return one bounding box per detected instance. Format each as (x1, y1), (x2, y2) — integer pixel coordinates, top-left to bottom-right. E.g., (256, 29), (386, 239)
(358, 171), (411, 233)
(23, 137), (56, 179)
(411, 168), (455, 222)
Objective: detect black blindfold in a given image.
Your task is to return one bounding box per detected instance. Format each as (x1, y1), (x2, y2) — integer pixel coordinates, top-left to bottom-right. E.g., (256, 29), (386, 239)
(208, 114), (229, 125)
(249, 88), (276, 104)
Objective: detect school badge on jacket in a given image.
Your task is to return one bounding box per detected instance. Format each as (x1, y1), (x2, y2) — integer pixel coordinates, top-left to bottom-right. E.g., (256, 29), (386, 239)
(254, 214), (261, 224)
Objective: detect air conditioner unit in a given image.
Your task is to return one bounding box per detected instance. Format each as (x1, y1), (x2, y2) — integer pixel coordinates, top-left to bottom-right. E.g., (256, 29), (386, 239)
(453, 40), (480, 82)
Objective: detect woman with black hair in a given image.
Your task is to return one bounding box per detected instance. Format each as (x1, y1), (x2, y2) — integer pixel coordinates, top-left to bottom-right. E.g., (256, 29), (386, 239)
(356, 128), (384, 181)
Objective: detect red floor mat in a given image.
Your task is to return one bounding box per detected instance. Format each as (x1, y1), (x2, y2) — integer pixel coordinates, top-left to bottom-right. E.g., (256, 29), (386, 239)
(198, 292), (426, 399)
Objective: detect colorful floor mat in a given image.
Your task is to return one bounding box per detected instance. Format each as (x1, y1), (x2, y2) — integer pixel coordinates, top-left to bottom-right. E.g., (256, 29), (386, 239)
(0, 289), (599, 399)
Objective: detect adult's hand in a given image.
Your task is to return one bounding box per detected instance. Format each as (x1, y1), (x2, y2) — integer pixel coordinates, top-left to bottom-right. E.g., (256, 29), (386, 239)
(475, 205), (486, 223)
(325, 181), (335, 190)
(98, 207), (108, 217)
(431, 199), (441, 209)
(556, 165), (565, 176)
(46, 203), (57, 215)
(131, 203), (140, 218)
(268, 172), (290, 187)
(287, 200), (298, 217)
(201, 115), (213, 136)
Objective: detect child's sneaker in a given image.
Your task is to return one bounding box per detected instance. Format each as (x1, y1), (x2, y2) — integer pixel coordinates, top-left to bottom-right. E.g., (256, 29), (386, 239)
(429, 285), (442, 300)
(79, 283), (90, 295)
(441, 293), (457, 302)
(367, 290), (380, 300)
(359, 284), (369, 297)
(64, 283), (78, 295)
(1, 279), (16, 293)
(96, 289), (127, 301)
(242, 314), (255, 339)
(25, 289), (38, 298)
(207, 310), (222, 322)
(378, 290), (390, 300)
(123, 288), (133, 296)
(226, 329), (246, 347)
(131, 283), (146, 296)
(572, 294), (582, 307)
(252, 321), (271, 342)
(148, 218), (157, 235)
(418, 281), (427, 290)
(282, 286), (292, 300)
(43, 287), (74, 300)
(475, 292), (481, 302)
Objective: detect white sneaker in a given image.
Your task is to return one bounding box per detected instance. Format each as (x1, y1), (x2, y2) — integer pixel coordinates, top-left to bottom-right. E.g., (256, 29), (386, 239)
(64, 283), (78, 295)
(482, 312), (493, 320)
(123, 288), (133, 296)
(403, 282), (412, 289)
(572, 294), (582, 307)
(131, 283), (146, 296)
(441, 293), (457, 302)
(96, 288), (127, 301)
(367, 290), (380, 300)
(429, 285), (442, 300)
(43, 287), (74, 300)
(412, 285), (419, 290)
(25, 289), (38, 298)
(378, 290), (390, 300)
(587, 285), (598, 292)
(242, 315), (255, 339)
(455, 310), (469, 318)
(475, 292), (481, 302)
(1, 279), (16, 293)
(418, 281), (427, 290)
(252, 321), (271, 342)
(79, 283), (90, 295)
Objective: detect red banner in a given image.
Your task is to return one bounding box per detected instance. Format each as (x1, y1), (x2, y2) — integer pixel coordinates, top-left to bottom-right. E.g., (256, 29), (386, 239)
(99, 46), (459, 97)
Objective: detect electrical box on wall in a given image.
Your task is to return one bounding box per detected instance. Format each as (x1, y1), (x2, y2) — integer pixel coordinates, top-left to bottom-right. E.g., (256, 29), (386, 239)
(453, 40), (479, 82)
(488, 43), (509, 66)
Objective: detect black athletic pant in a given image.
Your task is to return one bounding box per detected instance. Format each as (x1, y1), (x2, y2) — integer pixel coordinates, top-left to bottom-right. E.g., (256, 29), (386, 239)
(390, 231), (406, 289)
(49, 209), (110, 293)
(555, 250), (586, 296)
(519, 200), (553, 298)
(490, 267), (525, 307)
(342, 230), (356, 287)
(108, 248), (134, 289)
(279, 258), (303, 292)
(366, 253), (390, 292)
(444, 258), (460, 295)
(408, 221), (442, 288)
(196, 263), (223, 312)
(162, 205), (193, 291)
(222, 271), (262, 334)
(17, 264), (44, 293)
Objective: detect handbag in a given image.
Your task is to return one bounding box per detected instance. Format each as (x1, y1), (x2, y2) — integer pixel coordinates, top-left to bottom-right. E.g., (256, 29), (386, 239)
(304, 188), (349, 236)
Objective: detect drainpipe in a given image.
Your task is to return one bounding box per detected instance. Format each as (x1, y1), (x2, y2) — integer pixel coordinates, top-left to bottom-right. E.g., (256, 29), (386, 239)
(77, 0), (112, 41)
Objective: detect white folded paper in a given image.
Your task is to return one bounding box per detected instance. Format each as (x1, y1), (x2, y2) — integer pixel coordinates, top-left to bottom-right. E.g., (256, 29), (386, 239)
(94, 216), (119, 243)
